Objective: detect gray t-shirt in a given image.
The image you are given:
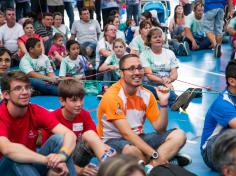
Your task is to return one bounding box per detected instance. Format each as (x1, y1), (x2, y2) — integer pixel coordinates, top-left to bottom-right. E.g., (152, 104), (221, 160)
(71, 20), (101, 44)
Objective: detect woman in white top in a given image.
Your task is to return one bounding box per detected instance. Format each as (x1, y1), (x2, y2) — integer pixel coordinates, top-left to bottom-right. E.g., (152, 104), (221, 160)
(52, 12), (70, 43)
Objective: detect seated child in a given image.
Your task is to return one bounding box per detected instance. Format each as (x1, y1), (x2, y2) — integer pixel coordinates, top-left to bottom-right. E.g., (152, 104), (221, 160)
(99, 38), (125, 87)
(125, 19), (137, 44)
(48, 32), (66, 69)
(19, 37), (58, 95)
(59, 40), (89, 79)
(52, 79), (116, 175)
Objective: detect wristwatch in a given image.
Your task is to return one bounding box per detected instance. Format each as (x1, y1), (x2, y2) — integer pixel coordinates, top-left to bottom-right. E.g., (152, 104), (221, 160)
(150, 151), (159, 160)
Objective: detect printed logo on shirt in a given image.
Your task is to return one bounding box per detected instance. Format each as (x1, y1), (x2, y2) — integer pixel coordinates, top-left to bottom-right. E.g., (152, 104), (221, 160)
(115, 103), (123, 115)
(73, 123), (83, 131)
(28, 130), (37, 139)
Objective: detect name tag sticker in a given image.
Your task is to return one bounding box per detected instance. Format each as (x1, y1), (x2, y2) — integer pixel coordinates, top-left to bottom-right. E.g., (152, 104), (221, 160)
(73, 123), (83, 131)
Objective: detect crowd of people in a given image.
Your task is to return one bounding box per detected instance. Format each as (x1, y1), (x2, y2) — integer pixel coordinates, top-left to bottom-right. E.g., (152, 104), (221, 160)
(0, 0), (235, 176)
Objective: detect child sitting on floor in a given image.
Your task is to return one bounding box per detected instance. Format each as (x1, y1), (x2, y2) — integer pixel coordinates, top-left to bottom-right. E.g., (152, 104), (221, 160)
(52, 79), (116, 175)
(48, 33), (66, 69)
(59, 40), (89, 79)
(19, 37), (58, 95)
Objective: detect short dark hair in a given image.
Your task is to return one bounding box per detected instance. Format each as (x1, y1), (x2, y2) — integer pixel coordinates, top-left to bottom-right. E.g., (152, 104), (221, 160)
(212, 129), (236, 173)
(58, 79), (85, 100)
(23, 19), (33, 29)
(43, 12), (53, 18)
(66, 40), (80, 51)
(1, 71), (30, 92)
(0, 47), (11, 58)
(119, 54), (139, 70)
(226, 60), (236, 86)
(25, 38), (40, 52)
(139, 20), (152, 31)
(79, 7), (89, 15)
(53, 32), (63, 41)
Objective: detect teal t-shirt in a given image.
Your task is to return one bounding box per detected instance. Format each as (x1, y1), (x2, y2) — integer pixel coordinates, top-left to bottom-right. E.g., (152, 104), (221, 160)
(19, 53), (54, 75)
(59, 55), (87, 77)
(129, 35), (147, 54)
(105, 53), (120, 76)
(140, 48), (179, 77)
(185, 13), (205, 38)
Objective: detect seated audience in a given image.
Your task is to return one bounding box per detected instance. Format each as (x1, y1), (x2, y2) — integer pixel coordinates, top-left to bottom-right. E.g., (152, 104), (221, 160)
(97, 54), (191, 168)
(19, 38), (58, 96)
(106, 15), (125, 41)
(201, 60), (236, 170)
(18, 19), (45, 58)
(0, 70), (77, 176)
(184, 1), (211, 50)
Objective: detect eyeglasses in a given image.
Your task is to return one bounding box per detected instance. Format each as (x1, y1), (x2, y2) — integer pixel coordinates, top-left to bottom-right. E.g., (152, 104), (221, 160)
(9, 85), (32, 93)
(0, 58), (11, 64)
(114, 45), (124, 49)
(121, 65), (144, 73)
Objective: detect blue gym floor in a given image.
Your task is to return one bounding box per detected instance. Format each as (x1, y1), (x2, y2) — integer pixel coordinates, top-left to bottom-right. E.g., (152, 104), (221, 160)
(30, 44), (232, 176)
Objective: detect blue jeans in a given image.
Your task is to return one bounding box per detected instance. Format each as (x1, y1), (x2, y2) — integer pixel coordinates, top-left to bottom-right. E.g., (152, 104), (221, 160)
(15, 2), (31, 21)
(64, 1), (75, 29)
(0, 135), (76, 176)
(106, 130), (175, 154)
(103, 71), (119, 86)
(30, 78), (58, 96)
(126, 3), (140, 27)
(184, 37), (211, 50)
(0, 0), (14, 12)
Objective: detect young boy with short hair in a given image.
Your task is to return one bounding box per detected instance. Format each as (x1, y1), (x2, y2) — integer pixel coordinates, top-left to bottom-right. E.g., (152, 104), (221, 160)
(19, 37), (58, 95)
(52, 79), (115, 175)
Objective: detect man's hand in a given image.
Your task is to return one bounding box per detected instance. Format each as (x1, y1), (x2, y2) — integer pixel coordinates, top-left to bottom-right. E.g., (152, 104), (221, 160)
(162, 77), (171, 84)
(79, 164), (98, 176)
(47, 153), (66, 169)
(155, 86), (170, 104)
(192, 41), (199, 50)
(48, 162), (69, 176)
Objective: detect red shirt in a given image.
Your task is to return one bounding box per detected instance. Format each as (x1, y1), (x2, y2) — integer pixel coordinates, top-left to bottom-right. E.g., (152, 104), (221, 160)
(48, 44), (65, 58)
(51, 108), (97, 139)
(0, 103), (59, 155)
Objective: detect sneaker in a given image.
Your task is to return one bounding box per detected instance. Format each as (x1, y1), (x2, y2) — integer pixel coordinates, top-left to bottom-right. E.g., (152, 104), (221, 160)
(214, 44), (222, 58)
(178, 43), (186, 56)
(171, 89), (195, 111)
(96, 85), (108, 100)
(170, 153), (192, 167)
(183, 41), (191, 56)
(181, 88), (202, 110)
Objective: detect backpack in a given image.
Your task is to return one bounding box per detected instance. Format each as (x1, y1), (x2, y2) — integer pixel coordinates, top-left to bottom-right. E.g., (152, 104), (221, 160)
(148, 164), (196, 176)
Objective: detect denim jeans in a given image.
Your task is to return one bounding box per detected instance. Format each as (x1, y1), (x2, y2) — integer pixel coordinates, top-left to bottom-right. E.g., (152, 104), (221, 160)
(0, 135), (76, 176)
(103, 71), (119, 86)
(184, 37), (211, 50)
(15, 2), (31, 22)
(64, 2), (75, 29)
(0, 0), (14, 12)
(126, 3), (140, 26)
(30, 78), (58, 96)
